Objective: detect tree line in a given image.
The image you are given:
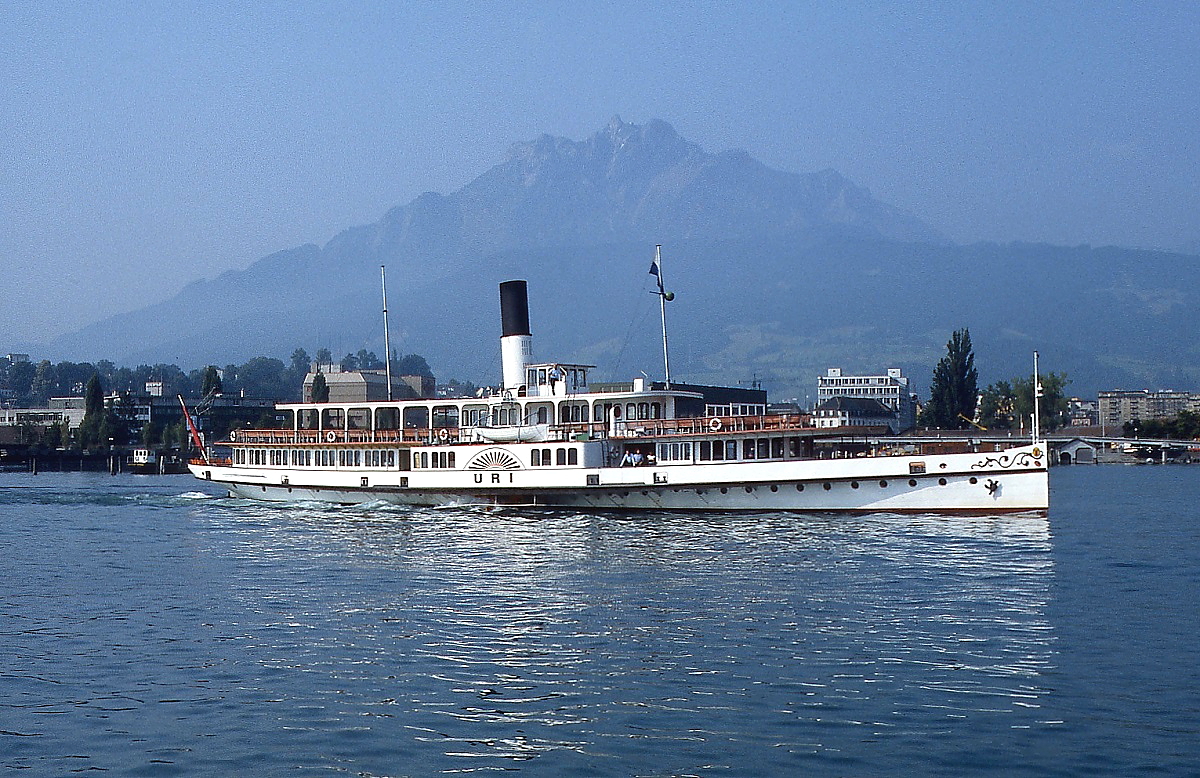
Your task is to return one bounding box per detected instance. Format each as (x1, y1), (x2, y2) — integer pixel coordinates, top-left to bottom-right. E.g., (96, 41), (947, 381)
(919, 329), (1071, 432)
(0, 348), (435, 407)
(1126, 410), (1200, 440)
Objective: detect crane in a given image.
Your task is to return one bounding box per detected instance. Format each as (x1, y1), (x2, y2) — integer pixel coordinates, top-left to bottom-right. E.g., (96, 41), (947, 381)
(957, 413), (988, 431)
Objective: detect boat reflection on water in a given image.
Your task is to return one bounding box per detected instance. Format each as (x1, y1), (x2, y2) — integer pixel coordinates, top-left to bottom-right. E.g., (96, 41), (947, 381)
(201, 499), (1056, 769)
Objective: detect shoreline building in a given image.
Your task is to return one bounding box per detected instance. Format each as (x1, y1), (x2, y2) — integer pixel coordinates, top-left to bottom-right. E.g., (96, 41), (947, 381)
(1098, 389), (1200, 431)
(817, 368), (918, 434)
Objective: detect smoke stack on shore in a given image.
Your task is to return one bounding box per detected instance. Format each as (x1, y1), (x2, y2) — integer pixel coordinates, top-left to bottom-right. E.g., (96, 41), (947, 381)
(499, 280), (532, 391)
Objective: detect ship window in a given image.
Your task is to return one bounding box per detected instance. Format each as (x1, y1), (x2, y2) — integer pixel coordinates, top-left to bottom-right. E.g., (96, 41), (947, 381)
(612, 404), (622, 419)
(432, 406), (459, 429)
(556, 448), (567, 466)
(743, 439), (756, 459)
(404, 407), (429, 430)
(298, 409), (319, 429)
(448, 452), (455, 468)
(375, 407), (399, 430)
(771, 438), (784, 458)
(354, 450), (361, 467)
(626, 403), (636, 420)
(725, 441), (737, 460)
(531, 449), (541, 466)
(348, 408), (370, 430)
(651, 402), (661, 419)
(593, 404), (604, 422)
(322, 408), (344, 429)
(699, 441), (711, 460)
(568, 448), (577, 465)
(788, 438), (800, 457)
(757, 439), (770, 459)
(637, 403), (649, 420)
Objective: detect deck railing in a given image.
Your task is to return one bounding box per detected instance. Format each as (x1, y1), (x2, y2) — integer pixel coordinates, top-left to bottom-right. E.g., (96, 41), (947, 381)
(221, 414), (820, 447)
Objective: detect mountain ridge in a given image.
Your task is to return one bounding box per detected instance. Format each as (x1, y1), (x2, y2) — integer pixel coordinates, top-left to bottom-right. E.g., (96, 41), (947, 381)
(45, 118), (1200, 399)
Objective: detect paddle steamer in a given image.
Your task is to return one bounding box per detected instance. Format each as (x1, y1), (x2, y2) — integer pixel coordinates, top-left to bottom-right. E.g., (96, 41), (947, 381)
(187, 278), (1048, 513)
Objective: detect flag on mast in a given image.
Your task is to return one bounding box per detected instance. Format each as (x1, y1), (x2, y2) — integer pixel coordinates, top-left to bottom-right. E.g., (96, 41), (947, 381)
(648, 246), (673, 300)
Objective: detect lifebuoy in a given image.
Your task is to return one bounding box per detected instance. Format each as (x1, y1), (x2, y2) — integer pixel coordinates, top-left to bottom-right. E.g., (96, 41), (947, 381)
(326, 431), (337, 443)
(438, 428), (450, 442)
(229, 430), (237, 442)
(709, 417), (722, 431)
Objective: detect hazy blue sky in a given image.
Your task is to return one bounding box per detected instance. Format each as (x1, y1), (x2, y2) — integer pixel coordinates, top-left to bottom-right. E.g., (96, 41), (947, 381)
(3, 1), (1198, 347)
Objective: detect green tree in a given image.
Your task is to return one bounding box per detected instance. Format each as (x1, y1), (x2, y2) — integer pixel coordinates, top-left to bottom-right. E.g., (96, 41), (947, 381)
(978, 380), (1016, 429)
(236, 357), (288, 399)
(78, 373), (105, 448)
(311, 371), (329, 403)
(395, 353), (434, 378)
(315, 348), (332, 365)
(920, 329), (978, 429)
(1012, 372), (1071, 432)
(30, 360), (55, 404)
(201, 366), (223, 397)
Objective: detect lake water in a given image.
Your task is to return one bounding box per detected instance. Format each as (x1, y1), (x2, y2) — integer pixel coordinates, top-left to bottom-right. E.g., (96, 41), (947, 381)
(2, 466), (1197, 776)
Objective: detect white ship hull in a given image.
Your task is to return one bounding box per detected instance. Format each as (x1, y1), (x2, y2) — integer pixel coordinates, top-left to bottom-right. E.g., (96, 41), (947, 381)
(189, 442), (1047, 514)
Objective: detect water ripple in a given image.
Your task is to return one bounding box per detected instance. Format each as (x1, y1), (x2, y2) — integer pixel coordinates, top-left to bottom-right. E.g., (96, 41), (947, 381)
(6, 469), (1194, 775)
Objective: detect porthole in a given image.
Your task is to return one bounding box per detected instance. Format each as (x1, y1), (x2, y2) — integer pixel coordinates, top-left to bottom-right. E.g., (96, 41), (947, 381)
(641, 490), (649, 496)
(850, 481), (859, 489)
(823, 482), (831, 491)
(908, 479), (917, 487)
(696, 489), (705, 495)
(938, 478), (947, 486)
(745, 486), (754, 493)
(969, 476), (978, 484)
(795, 484), (805, 492)
(770, 485), (778, 492)
(879, 480), (888, 488)
(720, 487), (728, 494)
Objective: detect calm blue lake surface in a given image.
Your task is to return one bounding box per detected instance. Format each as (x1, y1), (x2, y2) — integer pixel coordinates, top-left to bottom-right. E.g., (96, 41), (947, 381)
(2, 466), (1198, 776)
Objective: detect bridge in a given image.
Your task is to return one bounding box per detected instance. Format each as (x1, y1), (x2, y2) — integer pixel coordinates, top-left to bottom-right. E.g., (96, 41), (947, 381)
(866, 431), (1199, 465)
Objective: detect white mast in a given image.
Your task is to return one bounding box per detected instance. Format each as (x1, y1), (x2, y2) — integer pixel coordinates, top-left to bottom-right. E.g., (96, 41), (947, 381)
(1032, 350), (1041, 445)
(381, 265), (394, 402)
(652, 244), (673, 389)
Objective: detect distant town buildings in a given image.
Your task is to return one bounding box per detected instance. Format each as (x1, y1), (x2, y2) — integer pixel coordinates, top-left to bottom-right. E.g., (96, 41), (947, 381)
(1098, 389), (1200, 431)
(1068, 398), (1099, 427)
(817, 367), (918, 433)
(812, 396), (898, 431)
(302, 365), (435, 403)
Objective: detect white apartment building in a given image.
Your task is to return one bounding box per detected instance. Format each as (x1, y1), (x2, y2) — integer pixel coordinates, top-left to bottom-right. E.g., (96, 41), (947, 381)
(817, 367), (918, 433)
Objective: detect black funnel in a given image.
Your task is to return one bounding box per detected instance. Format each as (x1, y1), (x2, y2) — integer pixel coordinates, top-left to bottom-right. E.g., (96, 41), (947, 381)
(499, 280), (530, 337)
